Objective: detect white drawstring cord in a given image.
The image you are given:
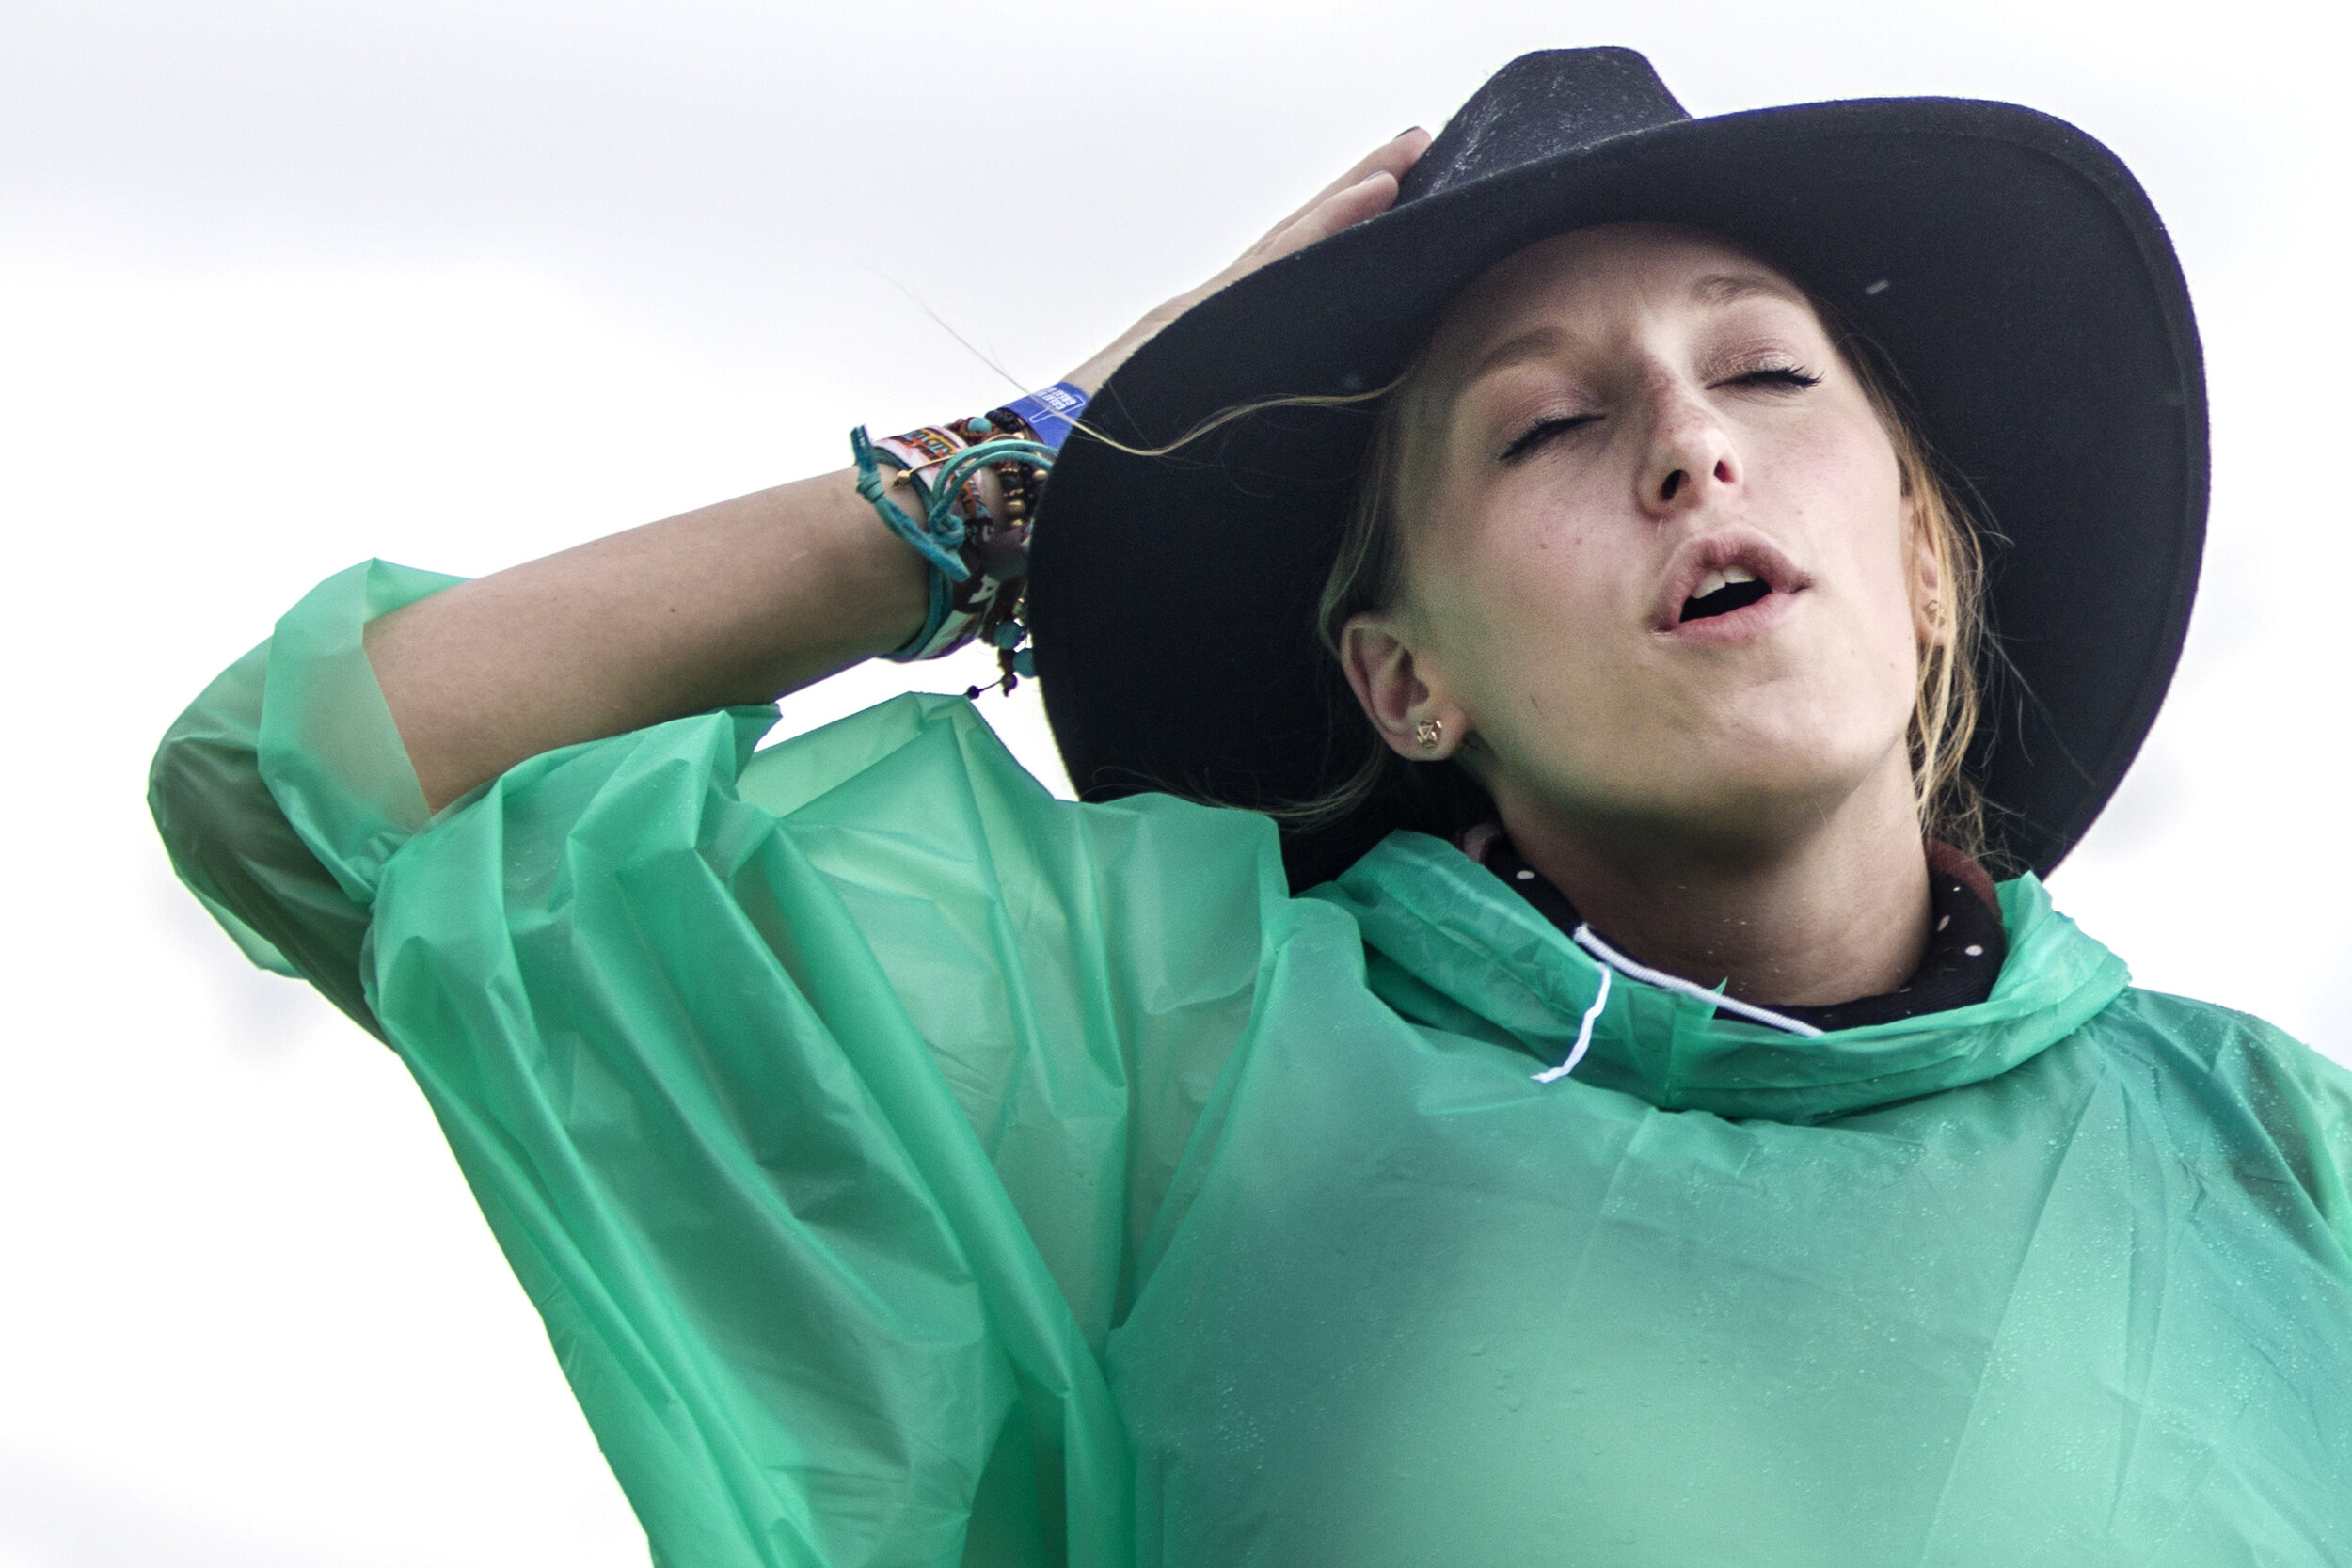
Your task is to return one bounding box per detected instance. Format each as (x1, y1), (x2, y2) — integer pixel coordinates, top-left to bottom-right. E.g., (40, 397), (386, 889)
(1534, 922), (1824, 1083)
(1533, 963), (1611, 1084)
(1569, 923), (1823, 1038)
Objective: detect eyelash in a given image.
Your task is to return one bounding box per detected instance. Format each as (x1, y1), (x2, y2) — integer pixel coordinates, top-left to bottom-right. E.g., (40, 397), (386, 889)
(1498, 364), (1822, 463)
(1499, 413), (1599, 463)
(1730, 364), (1821, 391)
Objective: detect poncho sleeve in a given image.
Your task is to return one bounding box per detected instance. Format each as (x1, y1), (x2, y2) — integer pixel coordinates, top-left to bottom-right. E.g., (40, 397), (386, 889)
(148, 561), (1291, 1568)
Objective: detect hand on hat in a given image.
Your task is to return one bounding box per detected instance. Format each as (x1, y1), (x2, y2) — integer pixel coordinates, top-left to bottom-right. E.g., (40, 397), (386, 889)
(1063, 128), (1432, 397)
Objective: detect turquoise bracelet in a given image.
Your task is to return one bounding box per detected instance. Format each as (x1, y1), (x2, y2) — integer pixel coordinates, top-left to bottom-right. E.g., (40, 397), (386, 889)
(850, 383), (1089, 668)
(850, 423), (969, 584)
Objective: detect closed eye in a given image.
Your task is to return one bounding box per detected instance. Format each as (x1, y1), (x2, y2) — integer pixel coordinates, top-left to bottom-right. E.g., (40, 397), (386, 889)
(1500, 367), (1816, 462)
(1717, 365), (1820, 391)
(1499, 413), (1602, 463)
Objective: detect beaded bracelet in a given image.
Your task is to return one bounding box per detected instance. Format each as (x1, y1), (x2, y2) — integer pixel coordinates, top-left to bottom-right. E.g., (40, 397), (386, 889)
(850, 382), (1088, 693)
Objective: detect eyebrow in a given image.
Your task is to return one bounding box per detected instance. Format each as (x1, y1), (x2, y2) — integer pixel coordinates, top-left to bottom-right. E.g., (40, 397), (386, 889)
(1688, 270), (1809, 308)
(1463, 325), (1568, 386)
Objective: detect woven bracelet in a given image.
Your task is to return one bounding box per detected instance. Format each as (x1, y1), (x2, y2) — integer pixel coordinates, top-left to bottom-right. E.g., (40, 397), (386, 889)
(849, 383), (1088, 681)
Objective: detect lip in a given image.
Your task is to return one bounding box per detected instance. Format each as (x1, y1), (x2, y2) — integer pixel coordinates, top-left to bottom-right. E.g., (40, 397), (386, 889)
(1652, 530), (1814, 642)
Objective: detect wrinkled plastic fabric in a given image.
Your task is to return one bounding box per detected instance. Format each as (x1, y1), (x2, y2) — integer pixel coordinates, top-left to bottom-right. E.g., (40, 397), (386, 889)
(152, 562), (2352, 1567)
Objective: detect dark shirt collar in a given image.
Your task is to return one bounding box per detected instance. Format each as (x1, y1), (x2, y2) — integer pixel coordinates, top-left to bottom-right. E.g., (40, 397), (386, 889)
(1473, 834), (2008, 1032)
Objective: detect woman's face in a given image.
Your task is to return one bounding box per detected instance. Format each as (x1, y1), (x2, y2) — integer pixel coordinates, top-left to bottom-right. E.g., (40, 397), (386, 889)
(1345, 223), (1933, 857)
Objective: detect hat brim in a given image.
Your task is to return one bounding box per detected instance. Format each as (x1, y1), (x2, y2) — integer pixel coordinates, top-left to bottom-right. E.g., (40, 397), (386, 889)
(1029, 96), (2206, 890)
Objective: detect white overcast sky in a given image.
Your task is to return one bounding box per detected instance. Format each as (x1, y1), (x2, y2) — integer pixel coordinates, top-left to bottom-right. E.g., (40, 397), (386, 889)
(2, 3), (2345, 1564)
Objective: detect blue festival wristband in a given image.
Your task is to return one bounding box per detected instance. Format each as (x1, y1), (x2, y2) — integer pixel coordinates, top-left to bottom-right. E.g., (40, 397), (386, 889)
(994, 381), (1089, 451)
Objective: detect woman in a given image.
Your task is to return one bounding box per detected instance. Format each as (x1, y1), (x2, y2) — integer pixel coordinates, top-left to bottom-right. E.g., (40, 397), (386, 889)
(151, 48), (2352, 1566)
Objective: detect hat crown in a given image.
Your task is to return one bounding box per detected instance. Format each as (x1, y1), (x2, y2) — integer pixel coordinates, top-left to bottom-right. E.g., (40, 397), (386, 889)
(1399, 48), (1691, 206)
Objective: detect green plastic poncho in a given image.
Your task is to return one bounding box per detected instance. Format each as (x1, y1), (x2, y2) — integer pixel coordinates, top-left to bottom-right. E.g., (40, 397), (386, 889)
(152, 562), (2352, 1566)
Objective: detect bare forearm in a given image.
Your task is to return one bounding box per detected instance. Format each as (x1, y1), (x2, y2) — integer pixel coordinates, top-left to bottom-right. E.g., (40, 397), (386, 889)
(362, 130), (1427, 815)
(366, 467), (924, 812)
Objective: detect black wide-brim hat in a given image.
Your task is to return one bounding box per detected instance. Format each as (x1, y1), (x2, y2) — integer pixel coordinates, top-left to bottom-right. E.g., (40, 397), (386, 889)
(1029, 47), (2205, 891)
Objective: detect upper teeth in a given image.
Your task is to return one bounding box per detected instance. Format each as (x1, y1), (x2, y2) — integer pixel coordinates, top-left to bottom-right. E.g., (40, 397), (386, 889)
(1694, 566), (1758, 598)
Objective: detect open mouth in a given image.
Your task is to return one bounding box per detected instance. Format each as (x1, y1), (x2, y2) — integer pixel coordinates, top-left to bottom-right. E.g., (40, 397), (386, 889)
(1654, 532), (1811, 636)
(1679, 567), (1773, 623)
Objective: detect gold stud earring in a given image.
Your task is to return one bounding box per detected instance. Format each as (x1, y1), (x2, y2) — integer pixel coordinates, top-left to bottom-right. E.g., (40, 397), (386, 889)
(1414, 718), (1444, 751)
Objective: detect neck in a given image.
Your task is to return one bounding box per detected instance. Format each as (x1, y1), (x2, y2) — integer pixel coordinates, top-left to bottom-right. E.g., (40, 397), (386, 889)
(1500, 765), (1932, 1008)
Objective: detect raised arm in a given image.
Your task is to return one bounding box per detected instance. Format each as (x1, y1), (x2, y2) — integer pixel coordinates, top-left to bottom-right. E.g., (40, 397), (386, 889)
(367, 131), (1428, 812)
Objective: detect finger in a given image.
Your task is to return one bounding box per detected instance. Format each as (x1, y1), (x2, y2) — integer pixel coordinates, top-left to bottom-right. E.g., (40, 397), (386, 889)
(1196, 173), (1391, 301)
(1157, 133), (1426, 325)
(1259, 169), (1401, 263)
(1262, 128), (1431, 244)
(1305, 126), (1430, 209)
(1364, 125), (1433, 182)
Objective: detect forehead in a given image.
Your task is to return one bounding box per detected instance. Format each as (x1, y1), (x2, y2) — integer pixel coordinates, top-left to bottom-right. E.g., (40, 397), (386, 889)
(1422, 223), (1817, 386)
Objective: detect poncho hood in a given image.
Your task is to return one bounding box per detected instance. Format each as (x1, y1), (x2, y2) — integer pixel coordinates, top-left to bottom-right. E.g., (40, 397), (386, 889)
(1314, 831), (2131, 1122)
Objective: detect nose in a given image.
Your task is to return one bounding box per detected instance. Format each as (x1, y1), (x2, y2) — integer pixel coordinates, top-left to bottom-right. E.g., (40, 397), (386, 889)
(1636, 377), (1741, 518)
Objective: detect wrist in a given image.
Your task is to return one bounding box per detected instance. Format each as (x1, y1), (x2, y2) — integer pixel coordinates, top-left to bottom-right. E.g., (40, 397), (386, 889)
(847, 385), (1087, 680)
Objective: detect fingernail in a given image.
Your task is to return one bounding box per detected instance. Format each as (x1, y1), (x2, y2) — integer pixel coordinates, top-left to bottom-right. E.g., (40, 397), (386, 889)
(1398, 125), (1424, 137)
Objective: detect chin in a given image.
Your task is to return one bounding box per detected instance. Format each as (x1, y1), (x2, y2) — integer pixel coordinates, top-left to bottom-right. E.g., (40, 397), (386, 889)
(1586, 728), (1904, 851)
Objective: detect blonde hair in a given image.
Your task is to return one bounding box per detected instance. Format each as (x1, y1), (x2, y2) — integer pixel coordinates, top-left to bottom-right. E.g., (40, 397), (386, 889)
(1300, 312), (1992, 857)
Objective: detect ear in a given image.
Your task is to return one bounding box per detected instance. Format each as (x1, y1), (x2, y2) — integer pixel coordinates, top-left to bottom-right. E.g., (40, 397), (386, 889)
(1340, 610), (1469, 761)
(1905, 492), (1947, 650)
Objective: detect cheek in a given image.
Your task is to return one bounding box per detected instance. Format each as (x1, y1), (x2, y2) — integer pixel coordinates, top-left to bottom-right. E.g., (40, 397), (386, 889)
(1421, 493), (1631, 684)
(1796, 431), (1921, 708)
(1752, 406), (1905, 585)
(1408, 508), (1652, 780)
(1839, 450), (1917, 632)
